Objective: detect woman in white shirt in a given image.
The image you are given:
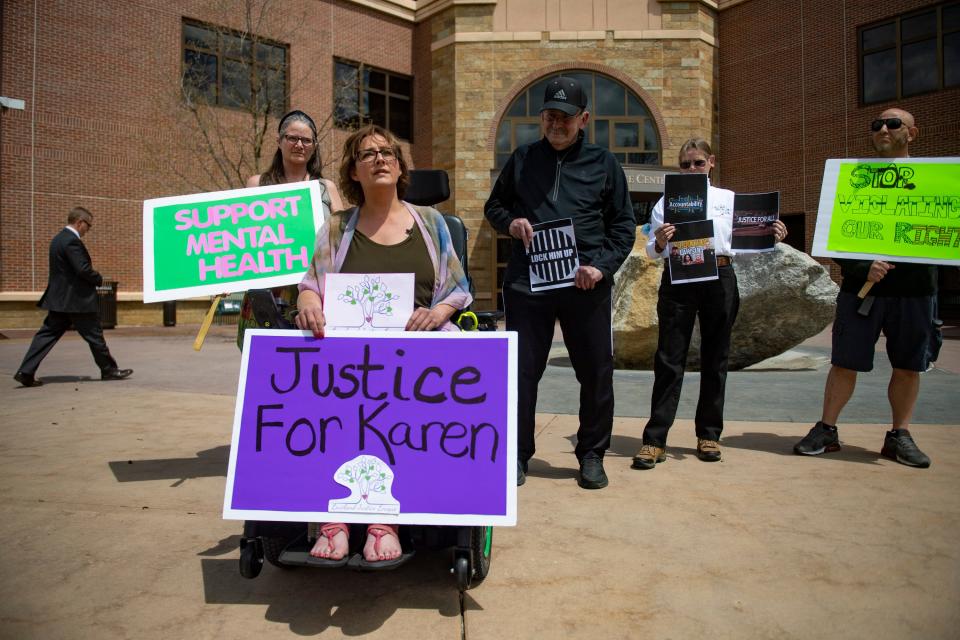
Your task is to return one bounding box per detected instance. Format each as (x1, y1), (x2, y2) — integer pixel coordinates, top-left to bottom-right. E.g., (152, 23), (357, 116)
(632, 138), (787, 469)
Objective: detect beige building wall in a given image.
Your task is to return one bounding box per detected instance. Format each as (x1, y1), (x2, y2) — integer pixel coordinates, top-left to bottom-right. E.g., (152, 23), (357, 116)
(427, 0), (719, 306)
(493, 0), (664, 31)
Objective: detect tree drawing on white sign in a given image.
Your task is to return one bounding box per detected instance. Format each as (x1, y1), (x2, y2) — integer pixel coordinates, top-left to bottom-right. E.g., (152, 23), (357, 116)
(328, 455), (400, 514)
(338, 458), (387, 502)
(337, 275), (400, 327)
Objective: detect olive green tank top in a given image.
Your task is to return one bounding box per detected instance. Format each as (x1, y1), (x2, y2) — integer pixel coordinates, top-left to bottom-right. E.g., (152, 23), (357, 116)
(340, 224), (434, 308)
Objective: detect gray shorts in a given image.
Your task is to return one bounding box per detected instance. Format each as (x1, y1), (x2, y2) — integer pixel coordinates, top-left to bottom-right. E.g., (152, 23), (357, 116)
(831, 291), (936, 372)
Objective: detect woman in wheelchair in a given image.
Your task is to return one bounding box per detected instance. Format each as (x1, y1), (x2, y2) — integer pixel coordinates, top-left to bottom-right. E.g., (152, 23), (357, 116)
(295, 124), (473, 566)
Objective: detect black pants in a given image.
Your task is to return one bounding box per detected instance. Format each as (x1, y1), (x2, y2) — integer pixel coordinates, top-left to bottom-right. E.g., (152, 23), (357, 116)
(643, 267), (739, 447)
(504, 284), (614, 463)
(18, 310), (117, 376)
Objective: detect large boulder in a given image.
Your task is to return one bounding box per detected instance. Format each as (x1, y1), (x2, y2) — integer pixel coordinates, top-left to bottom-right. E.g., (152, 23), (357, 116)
(611, 250), (663, 368)
(612, 243), (838, 370)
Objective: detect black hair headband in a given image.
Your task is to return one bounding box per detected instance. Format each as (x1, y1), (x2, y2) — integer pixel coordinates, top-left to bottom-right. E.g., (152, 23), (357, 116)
(278, 110), (317, 134)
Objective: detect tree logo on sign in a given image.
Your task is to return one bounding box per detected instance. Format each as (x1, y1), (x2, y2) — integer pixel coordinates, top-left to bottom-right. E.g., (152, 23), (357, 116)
(328, 455), (401, 514)
(337, 275), (400, 328)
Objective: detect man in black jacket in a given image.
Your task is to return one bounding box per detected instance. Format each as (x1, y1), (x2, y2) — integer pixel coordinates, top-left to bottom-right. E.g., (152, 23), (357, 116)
(485, 76), (635, 489)
(14, 207), (133, 387)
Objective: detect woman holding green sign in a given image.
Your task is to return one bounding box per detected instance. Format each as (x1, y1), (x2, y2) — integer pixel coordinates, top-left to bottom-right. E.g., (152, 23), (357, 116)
(246, 109), (344, 212)
(296, 124), (472, 568)
(236, 110), (345, 347)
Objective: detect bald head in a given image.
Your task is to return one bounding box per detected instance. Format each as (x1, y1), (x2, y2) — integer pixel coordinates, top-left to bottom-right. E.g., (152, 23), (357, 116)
(871, 108), (917, 158)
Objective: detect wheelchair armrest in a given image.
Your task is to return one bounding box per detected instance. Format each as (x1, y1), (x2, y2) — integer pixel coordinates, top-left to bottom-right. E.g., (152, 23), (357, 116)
(246, 289), (295, 330)
(473, 310), (504, 332)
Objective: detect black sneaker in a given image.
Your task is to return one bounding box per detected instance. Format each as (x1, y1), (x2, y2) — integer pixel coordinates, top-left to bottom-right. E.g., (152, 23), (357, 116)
(880, 429), (931, 468)
(793, 422), (840, 456)
(578, 456), (608, 490)
(517, 460), (527, 487)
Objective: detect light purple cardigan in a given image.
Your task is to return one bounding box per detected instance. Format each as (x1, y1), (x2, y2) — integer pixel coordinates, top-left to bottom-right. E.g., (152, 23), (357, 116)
(299, 202), (473, 329)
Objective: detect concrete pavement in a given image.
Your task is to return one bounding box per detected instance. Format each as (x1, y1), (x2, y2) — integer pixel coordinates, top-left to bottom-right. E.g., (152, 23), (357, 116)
(1, 325), (958, 639)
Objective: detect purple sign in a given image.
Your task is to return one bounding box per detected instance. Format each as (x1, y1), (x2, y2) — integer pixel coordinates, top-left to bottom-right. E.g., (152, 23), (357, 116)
(224, 329), (517, 526)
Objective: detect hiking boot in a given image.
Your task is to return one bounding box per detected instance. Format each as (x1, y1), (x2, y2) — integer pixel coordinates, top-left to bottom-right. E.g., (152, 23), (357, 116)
(578, 456), (608, 489)
(631, 444), (665, 470)
(880, 429), (931, 468)
(697, 438), (722, 462)
(793, 422), (840, 456)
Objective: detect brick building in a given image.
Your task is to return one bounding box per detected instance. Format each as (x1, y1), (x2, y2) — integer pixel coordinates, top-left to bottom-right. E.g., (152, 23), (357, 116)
(718, 0), (960, 317)
(1, 0), (957, 327)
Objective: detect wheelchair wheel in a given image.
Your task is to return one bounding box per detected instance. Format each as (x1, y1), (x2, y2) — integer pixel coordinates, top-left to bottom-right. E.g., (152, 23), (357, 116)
(239, 538), (264, 579)
(454, 526), (492, 591)
(470, 526), (492, 585)
(262, 536), (294, 569)
(453, 555), (471, 592)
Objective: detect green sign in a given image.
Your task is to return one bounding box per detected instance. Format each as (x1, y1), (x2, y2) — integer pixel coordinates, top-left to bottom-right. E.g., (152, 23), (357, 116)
(142, 181), (325, 302)
(812, 158), (960, 266)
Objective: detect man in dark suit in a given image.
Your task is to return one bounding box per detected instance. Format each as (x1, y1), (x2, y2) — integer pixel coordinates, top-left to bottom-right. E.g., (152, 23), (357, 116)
(13, 206), (133, 387)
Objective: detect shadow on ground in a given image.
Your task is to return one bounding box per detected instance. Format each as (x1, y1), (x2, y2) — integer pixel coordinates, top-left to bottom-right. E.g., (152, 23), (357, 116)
(108, 445), (229, 485)
(200, 548), (475, 636)
(721, 431), (882, 464)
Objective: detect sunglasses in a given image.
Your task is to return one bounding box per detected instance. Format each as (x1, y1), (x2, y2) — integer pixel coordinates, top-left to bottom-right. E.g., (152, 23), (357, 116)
(870, 118), (903, 132)
(679, 159), (708, 169)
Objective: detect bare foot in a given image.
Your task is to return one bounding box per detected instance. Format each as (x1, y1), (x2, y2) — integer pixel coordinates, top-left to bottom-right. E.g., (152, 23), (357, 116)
(310, 523), (349, 560)
(363, 524), (402, 562)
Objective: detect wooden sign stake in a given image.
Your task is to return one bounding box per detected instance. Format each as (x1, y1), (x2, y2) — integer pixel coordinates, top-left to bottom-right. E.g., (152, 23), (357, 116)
(193, 295), (223, 351)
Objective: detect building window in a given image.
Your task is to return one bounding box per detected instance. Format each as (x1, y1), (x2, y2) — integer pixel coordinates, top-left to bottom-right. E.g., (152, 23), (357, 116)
(494, 71), (661, 169)
(860, 2), (960, 104)
(334, 59), (413, 141)
(181, 20), (288, 116)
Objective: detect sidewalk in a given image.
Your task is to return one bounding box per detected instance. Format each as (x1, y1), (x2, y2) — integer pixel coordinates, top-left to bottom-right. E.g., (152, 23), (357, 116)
(0, 327), (958, 638)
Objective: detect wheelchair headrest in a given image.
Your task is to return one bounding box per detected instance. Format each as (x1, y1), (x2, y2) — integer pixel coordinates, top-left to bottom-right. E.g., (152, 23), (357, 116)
(405, 169), (450, 207)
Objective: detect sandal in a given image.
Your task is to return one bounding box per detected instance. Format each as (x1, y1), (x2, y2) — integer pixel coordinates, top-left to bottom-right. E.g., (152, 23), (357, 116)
(307, 522), (350, 567)
(349, 524), (414, 571)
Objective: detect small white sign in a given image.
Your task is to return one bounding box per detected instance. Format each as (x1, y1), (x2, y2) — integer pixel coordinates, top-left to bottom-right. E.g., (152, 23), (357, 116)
(323, 272), (415, 330)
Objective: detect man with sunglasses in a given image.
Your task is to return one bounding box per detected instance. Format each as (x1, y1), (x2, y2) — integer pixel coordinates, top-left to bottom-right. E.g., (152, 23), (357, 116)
(14, 206), (133, 387)
(485, 76), (635, 490)
(794, 108), (938, 468)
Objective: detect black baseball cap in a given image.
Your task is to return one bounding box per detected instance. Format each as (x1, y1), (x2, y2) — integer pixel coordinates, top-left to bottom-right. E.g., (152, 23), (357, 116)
(541, 77), (587, 116)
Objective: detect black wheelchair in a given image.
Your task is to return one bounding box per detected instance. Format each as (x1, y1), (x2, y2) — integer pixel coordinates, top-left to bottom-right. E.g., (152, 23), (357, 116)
(235, 169), (501, 591)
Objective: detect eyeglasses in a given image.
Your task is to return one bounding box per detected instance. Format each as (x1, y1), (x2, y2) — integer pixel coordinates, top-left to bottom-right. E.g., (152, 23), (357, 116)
(542, 111), (580, 125)
(282, 134), (315, 147)
(356, 147), (398, 164)
(870, 118), (903, 132)
(679, 159), (708, 169)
